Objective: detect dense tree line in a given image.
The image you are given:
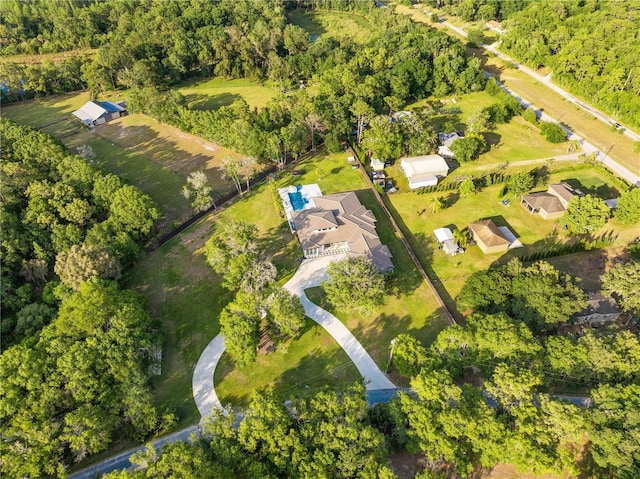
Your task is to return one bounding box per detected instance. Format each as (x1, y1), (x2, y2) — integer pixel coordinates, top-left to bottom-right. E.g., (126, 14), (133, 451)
(0, 280), (170, 478)
(456, 259), (586, 333)
(500, 1), (640, 128)
(105, 384), (393, 479)
(0, 119), (160, 346)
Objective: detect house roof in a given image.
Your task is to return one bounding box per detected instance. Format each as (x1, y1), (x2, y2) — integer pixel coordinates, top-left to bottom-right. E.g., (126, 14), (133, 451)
(99, 101), (126, 113)
(469, 220), (511, 247)
(522, 183), (581, 214)
(438, 131), (463, 148)
(548, 182), (581, 204)
(400, 155), (448, 177)
(291, 191), (393, 271)
(521, 192), (565, 214)
(433, 228), (454, 243)
(72, 101), (108, 123)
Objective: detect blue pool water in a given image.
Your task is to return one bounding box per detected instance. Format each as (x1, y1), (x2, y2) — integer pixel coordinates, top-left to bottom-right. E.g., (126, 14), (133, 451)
(288, 191), (307, 211)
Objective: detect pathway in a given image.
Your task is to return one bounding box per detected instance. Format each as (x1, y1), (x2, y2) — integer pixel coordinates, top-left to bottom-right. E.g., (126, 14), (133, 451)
(191, 254), (396, 423)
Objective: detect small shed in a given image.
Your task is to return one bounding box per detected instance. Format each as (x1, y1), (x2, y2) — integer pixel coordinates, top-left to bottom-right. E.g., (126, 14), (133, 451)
(468, 220), (511, 254)
(371, 158), (385, 171)
(434, 227), (460, 256)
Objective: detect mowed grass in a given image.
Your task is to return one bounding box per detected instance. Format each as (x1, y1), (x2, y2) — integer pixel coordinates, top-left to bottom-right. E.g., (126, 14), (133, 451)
(288, 10), (374, 44)
(124, 149), (368, 418)
(408, 91), (569, 172)
(306, 188), (448, 382)
(177, 76), (277, 111)
(383, 166), (635, 315)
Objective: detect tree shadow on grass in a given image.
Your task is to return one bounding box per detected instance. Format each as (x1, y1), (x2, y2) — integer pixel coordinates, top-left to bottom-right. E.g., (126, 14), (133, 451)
(185, 92), (243, 111)
(561, 177), (620, 200)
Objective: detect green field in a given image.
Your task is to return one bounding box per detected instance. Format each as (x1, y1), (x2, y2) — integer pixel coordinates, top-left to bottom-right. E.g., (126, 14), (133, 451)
(288, 10), (374, 44)
(408, 91), (568, 171)
(384, 165), (637, 315)
(177, 77), (278, 110)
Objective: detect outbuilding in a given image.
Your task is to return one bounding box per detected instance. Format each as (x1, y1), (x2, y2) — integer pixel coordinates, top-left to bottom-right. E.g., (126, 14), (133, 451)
(401, 154), (449, 189)
(72, 100), (127, 128)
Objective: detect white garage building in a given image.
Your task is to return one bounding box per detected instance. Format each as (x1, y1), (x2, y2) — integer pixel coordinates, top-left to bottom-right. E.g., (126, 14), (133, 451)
(400, 154), (449, 189)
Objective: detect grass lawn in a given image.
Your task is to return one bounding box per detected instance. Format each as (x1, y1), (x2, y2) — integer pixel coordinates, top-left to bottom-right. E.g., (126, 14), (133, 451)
(305, 189), (448, 381)
(408, 91), (569, 172)
(287, 10), (374, 44)
(383, 166), (637, 315)
(177, 76), (277, 111)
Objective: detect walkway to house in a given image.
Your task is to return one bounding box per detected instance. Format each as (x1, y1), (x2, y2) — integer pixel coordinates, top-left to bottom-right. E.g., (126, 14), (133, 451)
(192, 254), (396, 422)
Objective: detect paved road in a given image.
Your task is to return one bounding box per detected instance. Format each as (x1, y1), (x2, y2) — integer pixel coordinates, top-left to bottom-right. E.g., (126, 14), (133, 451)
(443, 20), (639, 141)
(440, 20), (640, 187)
(68, 425), (198, 479)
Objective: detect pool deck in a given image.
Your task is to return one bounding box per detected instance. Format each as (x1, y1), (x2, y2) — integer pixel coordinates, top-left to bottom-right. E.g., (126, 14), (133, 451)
(278, 183), (323, 231)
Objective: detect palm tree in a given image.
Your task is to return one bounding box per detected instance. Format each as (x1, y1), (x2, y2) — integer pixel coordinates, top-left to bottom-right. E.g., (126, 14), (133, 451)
(429, 196), (446, 214)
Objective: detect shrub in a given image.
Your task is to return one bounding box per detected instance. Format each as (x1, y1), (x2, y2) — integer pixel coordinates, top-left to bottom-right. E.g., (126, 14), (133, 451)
(540, 121), (567, 143)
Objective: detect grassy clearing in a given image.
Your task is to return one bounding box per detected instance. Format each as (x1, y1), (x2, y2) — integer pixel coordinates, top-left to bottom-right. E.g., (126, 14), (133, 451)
(125, 148), (369, 417)
(305, 188), (448, 381)
(408, 90), (568, 172)
(1, 92), (249, 229)
(287, 10), (374, 44)
(177, 76), (278, 111)
(383, 165), (636, 314)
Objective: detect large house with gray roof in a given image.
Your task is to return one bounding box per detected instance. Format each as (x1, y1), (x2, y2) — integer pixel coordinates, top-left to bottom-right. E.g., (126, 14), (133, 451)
(291, 191), (394, 272)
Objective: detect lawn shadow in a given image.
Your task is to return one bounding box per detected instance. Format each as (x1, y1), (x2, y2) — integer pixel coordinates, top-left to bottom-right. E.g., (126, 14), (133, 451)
(561, 177), (620, 200)
(351, 313), (412, 363)
(184, 92), (243, 111)
(483, 131), (502, 149)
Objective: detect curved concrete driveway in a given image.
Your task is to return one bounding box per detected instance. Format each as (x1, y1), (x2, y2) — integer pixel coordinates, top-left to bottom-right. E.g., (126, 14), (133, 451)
(283, 255), (396, 391)
(192, 254), (396, 421)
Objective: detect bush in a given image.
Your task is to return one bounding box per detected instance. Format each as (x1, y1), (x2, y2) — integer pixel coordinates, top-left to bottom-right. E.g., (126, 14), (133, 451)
(540, 121), (567, 143)
(523, 107), (538, 125)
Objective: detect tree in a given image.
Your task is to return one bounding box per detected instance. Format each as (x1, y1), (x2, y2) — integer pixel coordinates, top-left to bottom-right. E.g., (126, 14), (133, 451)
(588, 384), (640, 475)
(510, 261), (586, 331)
(466, 108), (491, 134)
(466, 28), (484, 48)
(540, 121), (566, 143)
(205, 221), (259, 291)
(267, 289), (306, 337)
(323, 257), (386, 312)
(484, 363), (543, 410)
(361, 115), (403, 161)
(219, 291), (262, 367)
(241, 259), (277, 293)
(392, 334), (429, 377)
(507, 171), (534, 197)
(110, 185), (161, 238)
(221, 156), (243, 195)
(615, 188), (640, 224)
(458, 177), (476, 198)
(602, 260), (640, 312)
(54, 243), (121, 290)
(182, 170), (214, 212)
(563, 195), (610, 234)
(450, 134), (486, 162)
(429, 195), (446, 214)
(523, 107), (538, 124)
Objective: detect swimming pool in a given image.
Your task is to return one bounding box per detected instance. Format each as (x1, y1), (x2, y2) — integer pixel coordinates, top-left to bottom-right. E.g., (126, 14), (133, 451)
(288, 190), (308, 211)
